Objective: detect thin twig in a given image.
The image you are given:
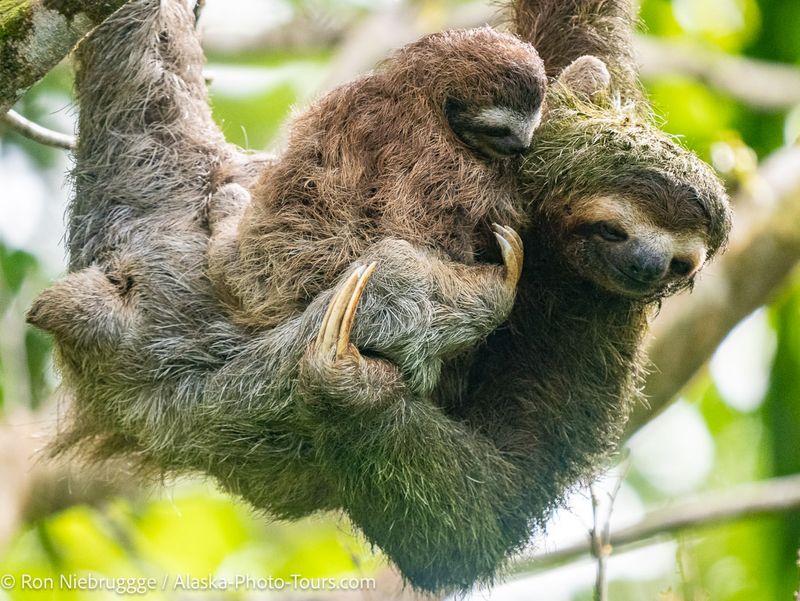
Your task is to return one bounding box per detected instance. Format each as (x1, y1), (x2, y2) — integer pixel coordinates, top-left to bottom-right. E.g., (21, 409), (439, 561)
(589, 486), (608, 601)
(589, 465), (626, 601)
(3, 110), (76, 150)
(676, 535), (698, 601)
(513, 473), (800, 576)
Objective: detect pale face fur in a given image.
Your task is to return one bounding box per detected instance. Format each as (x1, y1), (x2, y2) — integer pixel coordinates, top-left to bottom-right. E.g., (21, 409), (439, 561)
(447, 103), (543, 159)
(563, 195), (709, 298)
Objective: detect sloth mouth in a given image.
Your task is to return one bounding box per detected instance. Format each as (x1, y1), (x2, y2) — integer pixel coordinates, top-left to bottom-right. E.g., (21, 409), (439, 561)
(602, 259), (665, 298)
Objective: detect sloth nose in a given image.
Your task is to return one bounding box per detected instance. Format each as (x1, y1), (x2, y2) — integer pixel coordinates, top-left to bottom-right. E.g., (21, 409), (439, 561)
(484, 132), (529, 156)
(621, 242), (671, 284)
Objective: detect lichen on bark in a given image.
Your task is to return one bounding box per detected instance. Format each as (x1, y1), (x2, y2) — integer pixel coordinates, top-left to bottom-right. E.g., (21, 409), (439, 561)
(0, 0), (130, 113)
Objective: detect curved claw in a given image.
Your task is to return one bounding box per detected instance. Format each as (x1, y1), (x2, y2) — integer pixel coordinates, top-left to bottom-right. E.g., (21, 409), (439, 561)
(498, 224), (523, 262)
(492, 223), (524, 288)
(315, 262), (378, 360)
(337, 262), (377, 359)
(316, 268), (361, 352)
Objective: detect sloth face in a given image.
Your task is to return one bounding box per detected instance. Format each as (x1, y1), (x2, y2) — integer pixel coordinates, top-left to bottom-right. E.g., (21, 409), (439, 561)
(385, 27), (546, 161)
(444, 98), (542, 160)
(563, 195), (709, 298)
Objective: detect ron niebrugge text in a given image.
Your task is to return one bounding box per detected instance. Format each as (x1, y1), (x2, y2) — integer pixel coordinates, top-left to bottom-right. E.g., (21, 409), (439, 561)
(0, 573), (377, 594)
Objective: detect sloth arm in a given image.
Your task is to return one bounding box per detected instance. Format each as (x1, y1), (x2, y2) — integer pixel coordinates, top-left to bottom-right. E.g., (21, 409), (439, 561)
(29, 219), (534, 589)
(30, 225), (524, 523)
(291, 234), (529, 589)
(206, 182), (521, 392)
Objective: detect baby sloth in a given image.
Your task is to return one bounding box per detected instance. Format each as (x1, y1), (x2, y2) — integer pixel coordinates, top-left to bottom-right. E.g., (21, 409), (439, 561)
(210, 27), (547, 327)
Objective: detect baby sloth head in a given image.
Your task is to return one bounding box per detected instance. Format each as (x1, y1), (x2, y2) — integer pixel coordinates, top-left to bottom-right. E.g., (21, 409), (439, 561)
(384, 27), (547, 160)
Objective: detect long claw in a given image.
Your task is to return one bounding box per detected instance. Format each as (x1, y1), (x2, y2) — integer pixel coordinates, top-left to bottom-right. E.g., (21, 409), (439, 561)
(315, 289), (339, 349)
(500, 225), (524, 262)
(492, 223), (524, 288)
(336, 262), (377, 359)
(318, 268), (362, 355)
(493, 232), (517, 287)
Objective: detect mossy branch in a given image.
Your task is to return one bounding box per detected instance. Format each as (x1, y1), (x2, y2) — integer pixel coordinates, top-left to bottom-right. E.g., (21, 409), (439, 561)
(0, 0), (132, 113)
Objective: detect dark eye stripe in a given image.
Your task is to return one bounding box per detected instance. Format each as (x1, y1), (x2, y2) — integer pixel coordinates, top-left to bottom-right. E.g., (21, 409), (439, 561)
(469, 124), (513, 137)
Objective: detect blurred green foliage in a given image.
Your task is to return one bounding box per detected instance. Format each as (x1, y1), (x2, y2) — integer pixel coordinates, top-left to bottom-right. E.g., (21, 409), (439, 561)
(626, 2), (800, 597)
(0, 0), (799, 599)
(0, 243), (50, 411)
(1, 487), (380, 601)
(206, 50), (330, 149)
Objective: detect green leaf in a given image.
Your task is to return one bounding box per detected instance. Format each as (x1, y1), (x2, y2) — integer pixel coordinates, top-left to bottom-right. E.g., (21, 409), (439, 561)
(0, 244), (38, 297)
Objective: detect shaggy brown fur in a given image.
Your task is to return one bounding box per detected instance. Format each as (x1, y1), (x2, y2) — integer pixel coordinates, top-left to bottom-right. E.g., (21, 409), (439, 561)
(512, 0), (640, 91)
(25, 0), (731, 593)
(213, 27), (546, 327)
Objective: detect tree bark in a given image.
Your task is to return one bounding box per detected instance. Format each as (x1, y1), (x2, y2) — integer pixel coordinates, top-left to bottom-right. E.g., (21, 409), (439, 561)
(0, 0), (132, 112)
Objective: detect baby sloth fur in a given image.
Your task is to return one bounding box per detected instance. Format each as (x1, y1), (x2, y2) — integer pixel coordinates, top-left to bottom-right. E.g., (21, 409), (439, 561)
(25, 0), (732, 594)
(211, 27), (547, 327)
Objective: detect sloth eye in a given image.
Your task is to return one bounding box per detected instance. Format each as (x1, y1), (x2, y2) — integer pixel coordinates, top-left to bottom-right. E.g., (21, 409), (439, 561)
(594, 221), (628, 242)
(669, 258), (693, 277)
(469, 124), (513, 138)
(444, 97), (533, 159)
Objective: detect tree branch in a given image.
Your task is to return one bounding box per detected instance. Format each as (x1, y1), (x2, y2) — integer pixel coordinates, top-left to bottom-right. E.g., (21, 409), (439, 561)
(628, 145), (800, 435)
(635, 36), (800, 111)
(284, 3), (800, 111)
(0, 0), (133, 113)
(513, 473), (800, 574)
(0, 407), (141, 550)
(3, 109), (76, 149)
(318, 2), (495, 92)
(590, 484), (613, 601)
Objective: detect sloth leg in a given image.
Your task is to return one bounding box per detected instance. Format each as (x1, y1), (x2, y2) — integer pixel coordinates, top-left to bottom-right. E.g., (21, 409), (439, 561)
(295, 263), (529, 592)
(26, 265), (138, 358)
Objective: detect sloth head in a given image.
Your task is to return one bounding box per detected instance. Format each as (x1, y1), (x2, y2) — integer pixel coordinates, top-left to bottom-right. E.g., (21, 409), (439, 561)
(384, 27), (547, 160)
(522, 56), (732, 300)
(562, 193), (711, 298)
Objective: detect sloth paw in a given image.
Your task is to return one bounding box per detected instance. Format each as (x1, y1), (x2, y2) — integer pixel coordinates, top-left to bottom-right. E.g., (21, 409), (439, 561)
(300, 261), (406, 413)
(315, 262), (378, 361)
(492, 223), (524, 288)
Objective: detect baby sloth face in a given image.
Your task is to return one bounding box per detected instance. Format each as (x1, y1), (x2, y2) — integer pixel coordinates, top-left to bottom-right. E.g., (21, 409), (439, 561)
(445, 98), (542, 159)
(388, 27), (547, 162)
(564, 194), (711, 299)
